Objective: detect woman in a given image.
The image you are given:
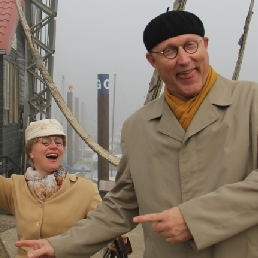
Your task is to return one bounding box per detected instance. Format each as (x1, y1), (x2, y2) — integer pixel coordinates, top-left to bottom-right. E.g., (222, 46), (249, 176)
(0, 119), (129, 257)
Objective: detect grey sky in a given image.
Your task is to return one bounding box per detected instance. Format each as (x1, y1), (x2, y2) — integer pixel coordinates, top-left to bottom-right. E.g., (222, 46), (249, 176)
(52, 0), (258, 137)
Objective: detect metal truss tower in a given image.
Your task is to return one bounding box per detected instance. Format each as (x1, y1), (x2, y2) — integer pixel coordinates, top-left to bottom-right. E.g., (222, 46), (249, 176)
(23, 0), (57, 125)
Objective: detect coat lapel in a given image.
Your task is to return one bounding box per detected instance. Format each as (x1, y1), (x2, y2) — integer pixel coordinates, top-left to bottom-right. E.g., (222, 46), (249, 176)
(184, 97), (218, 141)
(146, 93), (185, 142)
(47, 173), (77, 201)
(184, 75), (232, 141)
(159, 102), (185, 142)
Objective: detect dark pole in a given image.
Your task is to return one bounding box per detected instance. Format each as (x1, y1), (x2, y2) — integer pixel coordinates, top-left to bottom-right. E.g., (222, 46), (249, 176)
(97, 74), (109, 197)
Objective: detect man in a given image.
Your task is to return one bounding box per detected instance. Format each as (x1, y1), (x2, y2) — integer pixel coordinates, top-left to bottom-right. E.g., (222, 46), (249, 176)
(16, 10), (258, 258)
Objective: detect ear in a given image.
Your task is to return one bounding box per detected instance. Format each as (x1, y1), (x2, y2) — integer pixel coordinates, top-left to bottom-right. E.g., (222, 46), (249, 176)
(146, 53), (157, 69)
(30, 153), (34, 159)
(203, 37), (209, 49)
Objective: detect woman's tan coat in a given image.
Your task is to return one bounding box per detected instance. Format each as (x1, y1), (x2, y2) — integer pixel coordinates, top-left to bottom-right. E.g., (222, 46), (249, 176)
(49, 75), (258, 258)
(0, 172), (101, 257)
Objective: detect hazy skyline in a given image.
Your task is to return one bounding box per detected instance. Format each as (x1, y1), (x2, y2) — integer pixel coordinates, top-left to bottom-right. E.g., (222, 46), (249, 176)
(52, 1), (258, 137)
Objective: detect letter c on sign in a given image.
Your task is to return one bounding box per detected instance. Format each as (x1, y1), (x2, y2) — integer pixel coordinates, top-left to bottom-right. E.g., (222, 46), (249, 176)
(103, 79), (109, 89)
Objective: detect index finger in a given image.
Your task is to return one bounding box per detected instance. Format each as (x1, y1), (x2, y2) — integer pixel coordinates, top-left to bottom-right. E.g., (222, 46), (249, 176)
(27, 248), (49, 258)
(15, 240), (38, 248)
(133, 213), (164, 223)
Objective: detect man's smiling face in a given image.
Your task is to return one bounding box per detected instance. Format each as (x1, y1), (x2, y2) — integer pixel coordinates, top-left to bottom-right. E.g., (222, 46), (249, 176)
(146, 34), (210, 101)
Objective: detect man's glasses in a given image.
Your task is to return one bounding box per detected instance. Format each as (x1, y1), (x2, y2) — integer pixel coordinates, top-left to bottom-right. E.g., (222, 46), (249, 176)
(150, 38), (204, 59)
(38, 137), (64, 147)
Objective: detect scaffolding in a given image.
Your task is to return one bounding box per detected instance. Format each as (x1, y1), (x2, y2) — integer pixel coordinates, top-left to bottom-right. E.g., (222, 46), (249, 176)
(23, 0), (57, 125)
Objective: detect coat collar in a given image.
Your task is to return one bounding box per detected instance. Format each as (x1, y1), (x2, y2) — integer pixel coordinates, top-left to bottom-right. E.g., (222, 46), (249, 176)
(67, 173), (77, 182)
(146, 75), (232, 142)
(45, 172), (77, 201)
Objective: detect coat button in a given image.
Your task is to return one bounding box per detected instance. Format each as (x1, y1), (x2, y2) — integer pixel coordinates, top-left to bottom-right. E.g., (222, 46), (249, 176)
(35, 222), (40, 226)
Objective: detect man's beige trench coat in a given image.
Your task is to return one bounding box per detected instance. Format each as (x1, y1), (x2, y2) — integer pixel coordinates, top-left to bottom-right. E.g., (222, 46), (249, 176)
(49, 75), (258, 258)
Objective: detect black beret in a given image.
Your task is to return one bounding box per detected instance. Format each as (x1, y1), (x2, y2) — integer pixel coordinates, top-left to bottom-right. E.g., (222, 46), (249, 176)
(143, 11), (205, 52)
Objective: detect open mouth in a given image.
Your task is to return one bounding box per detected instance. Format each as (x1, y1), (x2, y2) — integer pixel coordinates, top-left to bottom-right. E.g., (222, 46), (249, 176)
(46, 154), (58, 160)
(177, 68), (194, 76)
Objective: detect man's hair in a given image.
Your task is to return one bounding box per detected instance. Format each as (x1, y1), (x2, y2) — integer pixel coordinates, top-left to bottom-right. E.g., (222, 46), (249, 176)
(143, 10), (205, 52)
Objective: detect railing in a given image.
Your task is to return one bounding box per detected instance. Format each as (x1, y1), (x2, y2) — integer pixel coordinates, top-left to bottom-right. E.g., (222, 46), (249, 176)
(0, 156), (24, 177)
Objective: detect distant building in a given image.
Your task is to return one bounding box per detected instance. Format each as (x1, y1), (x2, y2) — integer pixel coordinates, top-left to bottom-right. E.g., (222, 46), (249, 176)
(0, 0), (25, 176)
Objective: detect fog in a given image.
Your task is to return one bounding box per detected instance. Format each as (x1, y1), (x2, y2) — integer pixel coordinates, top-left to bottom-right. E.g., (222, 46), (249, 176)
(52, 0), (258, 138)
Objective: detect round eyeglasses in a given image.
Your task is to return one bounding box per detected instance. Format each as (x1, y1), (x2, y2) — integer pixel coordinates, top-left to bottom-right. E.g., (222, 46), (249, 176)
(150, 38), (204, 59)
(39, 137), (64, 146)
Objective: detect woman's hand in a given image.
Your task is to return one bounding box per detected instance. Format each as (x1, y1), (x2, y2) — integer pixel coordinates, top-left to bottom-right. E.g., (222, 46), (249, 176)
(107, 234), (129, 252)
(15, 239), (55, 258)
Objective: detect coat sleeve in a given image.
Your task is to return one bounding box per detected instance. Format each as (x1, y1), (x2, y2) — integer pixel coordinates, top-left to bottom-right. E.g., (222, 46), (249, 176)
(47, 125), (139, 258)
(179, 170), (258, 251)
(84, 180), (102, 217)
(0, 175), (14, 213)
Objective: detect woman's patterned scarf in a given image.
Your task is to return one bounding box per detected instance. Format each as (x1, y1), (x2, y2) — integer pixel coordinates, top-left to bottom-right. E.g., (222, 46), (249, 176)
(25, 165), (67, 202)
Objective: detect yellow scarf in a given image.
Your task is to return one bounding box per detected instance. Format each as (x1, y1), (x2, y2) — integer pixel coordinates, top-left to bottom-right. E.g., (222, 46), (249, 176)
(164, 66), (218, 131)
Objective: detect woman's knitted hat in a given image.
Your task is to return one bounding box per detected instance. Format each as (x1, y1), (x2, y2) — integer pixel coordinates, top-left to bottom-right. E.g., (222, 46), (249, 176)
(25, 119), (66, 143)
